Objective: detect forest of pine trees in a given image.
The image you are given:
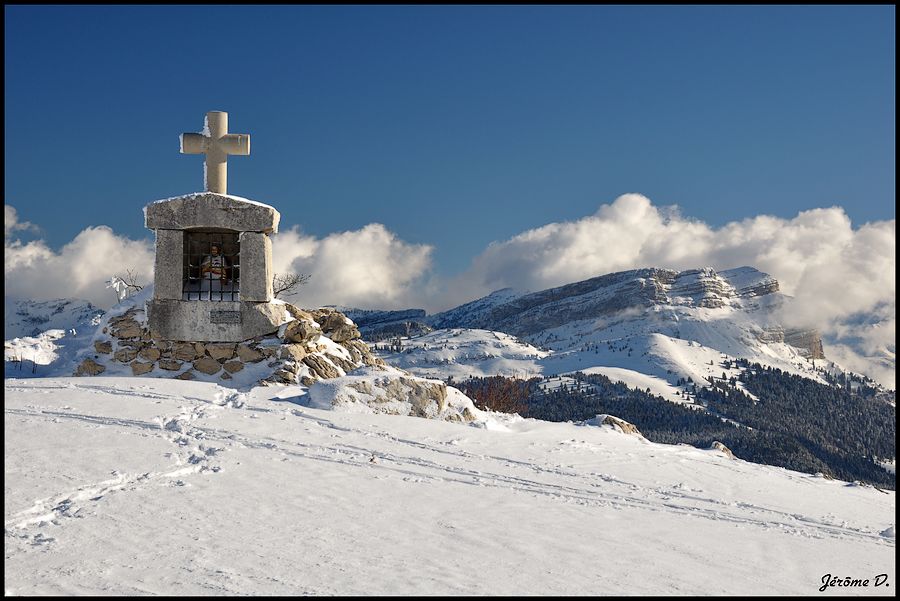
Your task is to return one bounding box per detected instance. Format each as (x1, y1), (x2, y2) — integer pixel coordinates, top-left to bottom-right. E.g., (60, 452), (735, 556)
(456, 364), (896, 489)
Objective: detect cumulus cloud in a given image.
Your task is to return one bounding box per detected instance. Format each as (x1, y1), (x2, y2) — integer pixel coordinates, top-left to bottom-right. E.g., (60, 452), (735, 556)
(5, 205), (38, 238)
(450, 193), (895, 387)
(271, 223), (434, 310)
(5, 205), (155, 309)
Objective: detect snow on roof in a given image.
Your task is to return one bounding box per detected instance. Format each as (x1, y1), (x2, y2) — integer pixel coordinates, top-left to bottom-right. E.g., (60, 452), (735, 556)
(147, 191), (276, 210)
(144, 192), (278, 215)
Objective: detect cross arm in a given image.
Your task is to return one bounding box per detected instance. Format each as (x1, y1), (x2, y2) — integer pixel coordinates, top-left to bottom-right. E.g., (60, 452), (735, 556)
(218, 133), (250, 156)
(180, 133), (208, 154)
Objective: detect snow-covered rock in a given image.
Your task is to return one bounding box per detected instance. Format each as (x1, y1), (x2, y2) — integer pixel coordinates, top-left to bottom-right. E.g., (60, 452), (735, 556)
(306, 365), (478, 422)
(585, 414), (644, 437)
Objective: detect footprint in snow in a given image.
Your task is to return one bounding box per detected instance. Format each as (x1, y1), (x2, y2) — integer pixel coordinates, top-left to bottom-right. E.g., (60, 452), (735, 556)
(31, 533), (55, 546)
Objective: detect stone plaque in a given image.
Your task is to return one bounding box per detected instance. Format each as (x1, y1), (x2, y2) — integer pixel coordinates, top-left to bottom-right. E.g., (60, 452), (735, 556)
(210, 310), (242, 324)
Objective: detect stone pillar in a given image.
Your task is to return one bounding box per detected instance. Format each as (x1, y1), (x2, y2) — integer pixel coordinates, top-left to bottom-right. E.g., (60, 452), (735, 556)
(154, 229), (183, 300)
(239, 231), (273, 302)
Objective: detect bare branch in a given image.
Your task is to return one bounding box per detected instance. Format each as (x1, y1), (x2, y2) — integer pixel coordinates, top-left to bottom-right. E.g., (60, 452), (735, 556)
(109, 268), (145, 302)
(124, 269), (144, 292)
(273, 272), (311, 299)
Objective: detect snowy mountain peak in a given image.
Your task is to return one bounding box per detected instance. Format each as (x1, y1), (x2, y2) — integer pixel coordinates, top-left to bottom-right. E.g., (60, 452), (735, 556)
(719, 266), (781, 298)
(370, 265), (863, 400)
(429, 267), (782, 336)
(429, 287), (528, 330)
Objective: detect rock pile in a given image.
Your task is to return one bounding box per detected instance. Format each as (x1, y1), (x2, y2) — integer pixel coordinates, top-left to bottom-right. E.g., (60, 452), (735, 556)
(72, 298), (479, 423)
(74, 303), (383, 386)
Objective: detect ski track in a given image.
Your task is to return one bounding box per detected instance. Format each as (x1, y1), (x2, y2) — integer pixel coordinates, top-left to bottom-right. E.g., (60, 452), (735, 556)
(4, 381), (243, 407)
(6, 381), (892, 551)
(4, 390), (224, 544)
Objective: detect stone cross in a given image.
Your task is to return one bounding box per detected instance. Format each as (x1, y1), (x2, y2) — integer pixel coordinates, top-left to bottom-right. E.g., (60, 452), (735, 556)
(180, 111), (250, 195)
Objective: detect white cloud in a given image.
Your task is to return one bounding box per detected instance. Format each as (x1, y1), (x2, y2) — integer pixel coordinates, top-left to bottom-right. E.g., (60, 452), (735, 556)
(5, 205), (38, 238)
(271, 223), (434, 310)
(5, 206), (155, 309)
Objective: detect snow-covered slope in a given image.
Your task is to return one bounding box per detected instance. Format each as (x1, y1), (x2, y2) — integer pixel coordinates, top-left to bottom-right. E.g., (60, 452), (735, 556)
(428, 287), (527, 330)
(4, 376), (894, 595)
(376, 328), (550, 380)
(402, 267), (881, 398)
(4, 297), (104, 339)
(4, 298), (105, 376)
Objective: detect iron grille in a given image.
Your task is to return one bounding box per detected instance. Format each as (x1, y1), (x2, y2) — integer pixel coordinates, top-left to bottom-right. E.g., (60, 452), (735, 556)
(182, 231), (240, 301)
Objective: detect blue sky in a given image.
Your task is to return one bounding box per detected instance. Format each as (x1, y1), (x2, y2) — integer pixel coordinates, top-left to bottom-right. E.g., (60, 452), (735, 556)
(4, 5), (895, 278)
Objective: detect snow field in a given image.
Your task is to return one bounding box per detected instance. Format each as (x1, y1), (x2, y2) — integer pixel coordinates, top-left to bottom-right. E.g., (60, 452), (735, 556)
(4, 377), (894, 595)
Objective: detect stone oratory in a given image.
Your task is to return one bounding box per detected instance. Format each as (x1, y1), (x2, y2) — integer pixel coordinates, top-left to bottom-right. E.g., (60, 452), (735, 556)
(71, 111), (475, 422)
(145, 111), (284, 342)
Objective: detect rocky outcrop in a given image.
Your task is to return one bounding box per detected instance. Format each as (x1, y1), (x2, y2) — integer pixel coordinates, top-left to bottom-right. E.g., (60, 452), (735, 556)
(590, 414), (643, 437)
(668, 268), (733, 308)
(600, 414), (642, 436)
(342, 339), (381, 367)
(784, 328), (825, 360)
(309, 308), (361, 343)
(300, 354), (342, 380)
(305, 367), (478, 422)
(355, 374), (449, 418)
(710, 441), (736, 459)
(720, 266), (780, 298)
(755, 326), (825, 359)
(283, 319), (320, 344)
(755, 326), (784, 345)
